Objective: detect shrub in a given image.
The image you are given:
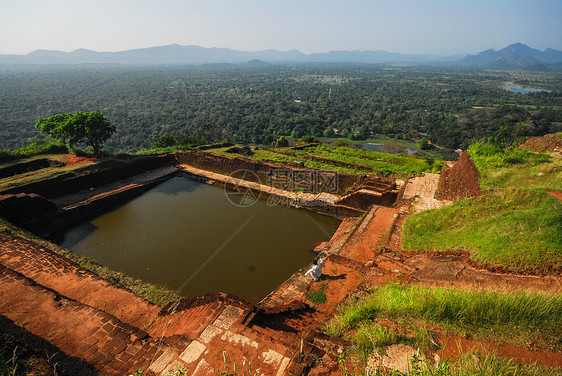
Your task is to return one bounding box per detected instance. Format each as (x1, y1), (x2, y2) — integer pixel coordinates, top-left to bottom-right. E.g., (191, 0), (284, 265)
(0, 139), (69, 162)
(300, 135), (318, 143)
(275, 136), (289, 148)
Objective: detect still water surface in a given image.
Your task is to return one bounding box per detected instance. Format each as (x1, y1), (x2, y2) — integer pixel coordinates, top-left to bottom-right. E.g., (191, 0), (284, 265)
(57, 176), (340, 303)
(506, 85), (549, 94)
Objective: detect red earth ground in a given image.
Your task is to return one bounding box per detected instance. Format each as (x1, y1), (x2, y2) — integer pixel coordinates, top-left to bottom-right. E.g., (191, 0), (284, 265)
(546, 190), (562, 200)
(516, 133), (562, 153)
(1, 151), (561, 374)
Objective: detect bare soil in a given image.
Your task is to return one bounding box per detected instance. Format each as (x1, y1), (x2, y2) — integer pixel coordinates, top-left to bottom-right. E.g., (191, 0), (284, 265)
(1, 153), (561, 374)
(517, 133), (562, 153)
(547, 190), (562, 200)
(440, 335), (562, 367)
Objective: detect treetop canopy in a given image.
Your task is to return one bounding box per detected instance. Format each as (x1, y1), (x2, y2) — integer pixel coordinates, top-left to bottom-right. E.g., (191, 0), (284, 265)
(35, 110), (115, 156)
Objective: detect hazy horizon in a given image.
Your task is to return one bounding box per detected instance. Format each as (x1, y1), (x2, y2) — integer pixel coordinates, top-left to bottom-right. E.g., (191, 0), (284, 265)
(4, 41), (561, 57)
(1, 0), (561, 56)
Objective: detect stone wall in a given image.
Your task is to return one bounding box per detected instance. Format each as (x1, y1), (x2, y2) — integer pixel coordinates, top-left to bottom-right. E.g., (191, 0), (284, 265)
(175, 151), (364, 195)
(437, 151), (481, 200)
(0, 193), (58, 225)
(2, 155), (174, 198)
(0, 158), (63, 179)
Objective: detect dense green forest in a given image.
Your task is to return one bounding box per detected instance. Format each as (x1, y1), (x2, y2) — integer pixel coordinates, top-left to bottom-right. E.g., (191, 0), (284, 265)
(1, 64), (560, 152)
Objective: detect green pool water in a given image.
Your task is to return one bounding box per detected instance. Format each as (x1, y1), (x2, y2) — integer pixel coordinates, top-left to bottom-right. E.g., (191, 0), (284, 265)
(57, 176), (340, 303)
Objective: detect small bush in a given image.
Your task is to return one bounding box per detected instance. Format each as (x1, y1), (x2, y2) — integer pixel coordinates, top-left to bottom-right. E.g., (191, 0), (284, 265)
(353, 323), (411, 354)
(70, 147), (90, 157)
(307, 290), (327, 304)
(307, 282), (328, 304)
(300, 135), (318, 143)
(275, 136), (289, 148)
(0, 140), (69, 162)
(333, 140), (351, 147)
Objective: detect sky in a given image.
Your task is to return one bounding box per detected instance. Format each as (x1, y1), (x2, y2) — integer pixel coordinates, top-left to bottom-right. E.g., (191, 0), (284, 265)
(1, 0), (561, 55)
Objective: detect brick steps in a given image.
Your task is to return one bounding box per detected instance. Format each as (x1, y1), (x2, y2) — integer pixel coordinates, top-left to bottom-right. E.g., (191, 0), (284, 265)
(0, 233), (161, 330)
(0, 263), (166, 376)
(149, 301), (226, 339)
(0, 231), (306, 375)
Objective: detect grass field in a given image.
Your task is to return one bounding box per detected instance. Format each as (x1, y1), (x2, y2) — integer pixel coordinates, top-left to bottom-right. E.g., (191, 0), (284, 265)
(208, 143), (445, 177)
(402, 142), (562, 274)
(325, 283), (562, 375)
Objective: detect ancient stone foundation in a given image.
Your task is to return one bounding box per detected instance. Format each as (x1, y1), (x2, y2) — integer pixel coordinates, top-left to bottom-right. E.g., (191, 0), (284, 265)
(437, 151), (481, 200)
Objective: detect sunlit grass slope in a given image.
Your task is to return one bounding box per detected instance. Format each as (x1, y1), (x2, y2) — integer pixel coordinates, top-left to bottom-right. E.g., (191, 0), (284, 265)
(402, 142), (561, 274)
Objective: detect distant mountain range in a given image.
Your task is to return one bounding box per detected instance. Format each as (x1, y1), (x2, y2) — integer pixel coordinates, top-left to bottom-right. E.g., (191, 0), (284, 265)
(0, 43), (560, 69)
(458, 43), (562, 69)
(0, 45), (461, 66)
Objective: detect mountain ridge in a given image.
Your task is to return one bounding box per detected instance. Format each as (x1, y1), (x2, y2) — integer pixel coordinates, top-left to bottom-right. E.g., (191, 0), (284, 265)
(0, 43), (560, 68)
(459, 43), (562, 69)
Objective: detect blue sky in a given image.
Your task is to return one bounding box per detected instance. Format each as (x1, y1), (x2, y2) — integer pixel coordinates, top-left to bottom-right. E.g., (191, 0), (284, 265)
(1, 0), (560, 55)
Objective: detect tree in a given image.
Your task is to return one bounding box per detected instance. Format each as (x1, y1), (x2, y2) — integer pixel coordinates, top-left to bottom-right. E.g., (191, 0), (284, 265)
(275, 136), (289, 148)
(323, 126), (335, 138)
(300, 135), (318, 143)
(36, 111), (115, 156)
(154, 132), (177, 148)
(418, 138), (431, 150)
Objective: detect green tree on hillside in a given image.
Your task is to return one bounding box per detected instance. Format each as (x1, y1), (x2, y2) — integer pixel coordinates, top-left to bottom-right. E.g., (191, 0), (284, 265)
(35, 111), (115, 156)
(300, 135), (318, 143)
(418, 138), (431, 150)
(275, 136), (289, 148)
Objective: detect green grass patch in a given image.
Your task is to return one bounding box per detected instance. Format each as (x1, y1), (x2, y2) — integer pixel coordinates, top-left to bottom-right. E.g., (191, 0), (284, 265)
(135, 146), (187, 155)
(326, 283), (562, 354)
(402, 188), (561, 273)
(468, 142), (561, 192)
(307, 282), (328, 305)
(402, 142), (562, 274)
(287, 145), (442, 175)
(0, 155), (97, 191)
(209, 143), (445, 177)
(0, 140), (68, 163)
(211, 147), (368, 175)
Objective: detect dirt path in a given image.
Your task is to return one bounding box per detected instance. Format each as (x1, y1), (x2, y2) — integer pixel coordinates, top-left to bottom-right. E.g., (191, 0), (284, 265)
(343, 206), (398, 263)
(546, 190), (562, 200)
(406, 253), (562, 293)
(440, 335), (562, 367)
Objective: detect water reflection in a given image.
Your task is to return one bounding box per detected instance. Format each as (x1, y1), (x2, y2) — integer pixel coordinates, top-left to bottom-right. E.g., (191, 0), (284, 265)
(57, 176), (340, 303)
(506, 85), (549, 94)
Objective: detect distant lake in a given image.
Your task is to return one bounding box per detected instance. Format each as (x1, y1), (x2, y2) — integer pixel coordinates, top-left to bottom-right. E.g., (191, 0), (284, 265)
(506, 85), (549, 94)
